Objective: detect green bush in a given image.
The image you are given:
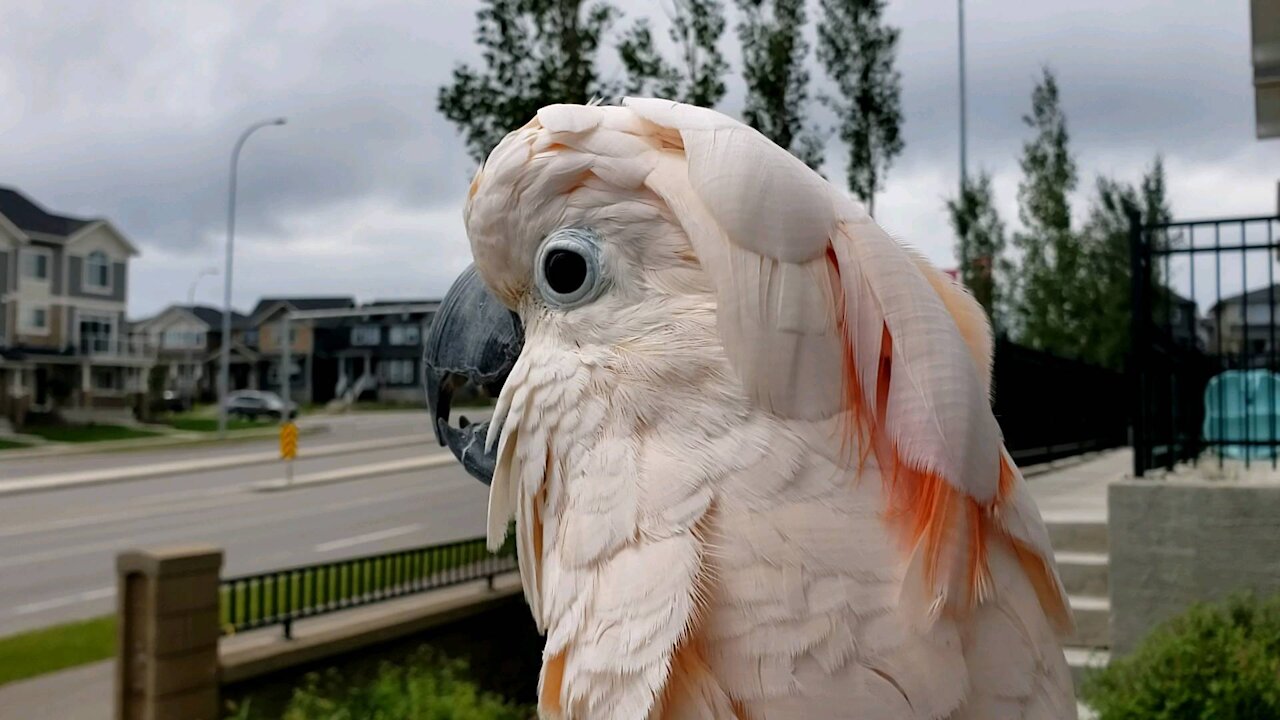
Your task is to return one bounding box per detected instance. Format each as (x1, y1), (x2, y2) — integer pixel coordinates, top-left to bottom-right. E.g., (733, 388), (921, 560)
(1083, 593), (1280, 719)
(228, 649), (532, 720)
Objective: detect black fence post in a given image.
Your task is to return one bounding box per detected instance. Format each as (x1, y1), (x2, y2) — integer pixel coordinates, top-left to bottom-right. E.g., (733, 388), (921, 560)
(1129, 208), (1149, 477)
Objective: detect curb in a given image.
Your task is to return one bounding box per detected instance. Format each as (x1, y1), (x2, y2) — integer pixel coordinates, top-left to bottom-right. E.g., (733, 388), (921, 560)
(0, 434), (429, 498)
(252, 454), (457, 492)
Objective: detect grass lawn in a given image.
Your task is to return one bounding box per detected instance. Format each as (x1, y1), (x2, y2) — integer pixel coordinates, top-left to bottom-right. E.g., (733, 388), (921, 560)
(0, 438), (30, 451)
(21, 424), (161, 443)
(0, 616), (116, 687)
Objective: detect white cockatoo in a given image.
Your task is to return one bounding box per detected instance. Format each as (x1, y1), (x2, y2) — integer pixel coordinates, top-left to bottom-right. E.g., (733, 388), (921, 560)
(423, 99), (1076, 720)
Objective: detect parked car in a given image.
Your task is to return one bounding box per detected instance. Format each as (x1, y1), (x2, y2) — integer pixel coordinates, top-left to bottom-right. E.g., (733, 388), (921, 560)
(224, 390), (298, 421)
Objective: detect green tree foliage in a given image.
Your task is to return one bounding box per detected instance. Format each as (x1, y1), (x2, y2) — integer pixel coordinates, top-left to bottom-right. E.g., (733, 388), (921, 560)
(618, 0), (729, 107)
(734, 0), (824, 168)
(438, 0), (619, 164)
(816, 0), (904, 216)
(1012, 67), (1087, 356)
(1077, 157), (1173, 369)
(1083, 594), (1280, 719)
(947, 172), (1009, 328)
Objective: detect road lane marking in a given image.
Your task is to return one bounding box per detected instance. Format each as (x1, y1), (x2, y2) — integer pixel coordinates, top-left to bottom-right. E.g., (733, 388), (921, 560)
(0, 451), (447, 540)
(7, 586), (115, 617)
(314, 524), (423, 553)
(252, 454), (456, 492)
(0, 470), (475, 570)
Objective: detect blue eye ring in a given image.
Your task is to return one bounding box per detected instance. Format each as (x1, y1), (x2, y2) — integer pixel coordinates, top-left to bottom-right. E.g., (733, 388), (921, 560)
(534, 228), (606, 309)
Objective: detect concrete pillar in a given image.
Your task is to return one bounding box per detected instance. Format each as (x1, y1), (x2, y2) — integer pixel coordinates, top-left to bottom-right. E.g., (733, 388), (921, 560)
(116, 546), (223, 720)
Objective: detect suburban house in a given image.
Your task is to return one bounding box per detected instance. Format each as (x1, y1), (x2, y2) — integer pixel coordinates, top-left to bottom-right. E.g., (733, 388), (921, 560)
(313, 300), (439, 406)
(1206, 283), (1280, 360)
(250, 297), (355, 405)
(0, 186), (152, 426)
(132, 304), (252, 403)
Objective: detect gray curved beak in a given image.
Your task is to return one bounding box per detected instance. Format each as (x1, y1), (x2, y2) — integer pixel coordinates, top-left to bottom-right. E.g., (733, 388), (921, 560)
(423, 264), (523, 485)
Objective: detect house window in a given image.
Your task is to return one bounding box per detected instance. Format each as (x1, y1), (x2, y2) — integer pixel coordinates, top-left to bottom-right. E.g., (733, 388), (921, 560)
(266, 326), (298, 345)
(161, 329), (201, 349)
(378, 359), (416, 385)
(79, 313), (115, 353)
(85, 251), (111, 290)
(20, 304), (49, 334)
(389, 324), (421, 346)
(93, 368), (122, 391)
(242, 329), (259, 346)
(351, 325), (381, 346)
(22, 249), (50, 281)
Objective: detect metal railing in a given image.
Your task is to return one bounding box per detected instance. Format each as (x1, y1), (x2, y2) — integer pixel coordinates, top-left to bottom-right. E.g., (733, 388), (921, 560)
(992, 338), (1129, 467)
(220, 536), (517, 639)
(1131, 212), (1280, 475)
(78, 334), (157, 358)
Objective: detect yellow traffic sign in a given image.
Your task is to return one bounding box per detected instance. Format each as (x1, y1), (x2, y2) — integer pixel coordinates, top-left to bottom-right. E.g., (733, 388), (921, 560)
(280, 422), (298, 460)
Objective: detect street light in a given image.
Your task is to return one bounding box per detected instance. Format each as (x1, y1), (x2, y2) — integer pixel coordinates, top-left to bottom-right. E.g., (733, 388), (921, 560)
(186, 267), (219, 404)
(958, 0), (968, 191)
(218, 117), (287, 438)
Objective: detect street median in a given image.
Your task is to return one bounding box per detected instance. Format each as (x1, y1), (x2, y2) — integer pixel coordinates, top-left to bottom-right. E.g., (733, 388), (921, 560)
(0, 434), (427, 498)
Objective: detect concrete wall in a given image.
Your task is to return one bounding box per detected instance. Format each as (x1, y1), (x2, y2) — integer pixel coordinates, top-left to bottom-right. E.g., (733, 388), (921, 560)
(1109, 479), (1280, 654)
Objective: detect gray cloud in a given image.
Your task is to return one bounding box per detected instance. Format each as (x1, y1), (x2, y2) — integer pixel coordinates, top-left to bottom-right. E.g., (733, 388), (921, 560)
(2, 0), (1277, 317)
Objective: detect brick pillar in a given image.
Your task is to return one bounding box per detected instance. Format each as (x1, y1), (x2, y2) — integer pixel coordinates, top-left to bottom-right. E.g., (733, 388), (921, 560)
(116, 546), (223, 720)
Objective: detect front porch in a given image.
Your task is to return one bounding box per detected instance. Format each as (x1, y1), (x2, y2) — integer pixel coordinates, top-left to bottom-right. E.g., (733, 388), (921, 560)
(10, 356), (152, 425)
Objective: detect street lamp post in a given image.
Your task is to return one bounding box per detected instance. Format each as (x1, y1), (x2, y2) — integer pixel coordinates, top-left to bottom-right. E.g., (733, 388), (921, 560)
(958, 0), (968, 191)
(218, 117), (287, 438)
(186, 267), (219, 406)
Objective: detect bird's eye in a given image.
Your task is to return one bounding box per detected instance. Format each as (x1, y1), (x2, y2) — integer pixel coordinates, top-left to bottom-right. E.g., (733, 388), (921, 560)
(535, 228), (605, 309)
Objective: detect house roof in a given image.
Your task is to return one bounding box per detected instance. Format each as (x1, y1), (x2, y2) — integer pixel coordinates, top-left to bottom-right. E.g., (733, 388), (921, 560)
(1214, 284), (1280, 309)
(365, 299), (440, 308)
(250, 297), (356, 321)
(186, 305), (251, 329)
(135, 304), (250, 330)
(0, 186), (95, 238)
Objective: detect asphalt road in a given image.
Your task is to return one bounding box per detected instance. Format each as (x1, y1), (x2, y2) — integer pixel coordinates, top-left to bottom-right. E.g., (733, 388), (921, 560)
(0, 412), (496, 637)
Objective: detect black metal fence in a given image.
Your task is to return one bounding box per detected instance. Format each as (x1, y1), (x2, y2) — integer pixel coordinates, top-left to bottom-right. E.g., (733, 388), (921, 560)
(220, 536), (517, 639)
(992, 338), (1129, 466)
(1131, 212), (1280, 476)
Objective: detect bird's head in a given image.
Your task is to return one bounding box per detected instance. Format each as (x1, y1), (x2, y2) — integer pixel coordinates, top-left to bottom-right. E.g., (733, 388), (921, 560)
(425, 105), (728, 489)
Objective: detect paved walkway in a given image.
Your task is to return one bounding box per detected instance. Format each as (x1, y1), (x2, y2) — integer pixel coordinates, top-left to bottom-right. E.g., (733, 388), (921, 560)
(1025, 448), (1131, 521)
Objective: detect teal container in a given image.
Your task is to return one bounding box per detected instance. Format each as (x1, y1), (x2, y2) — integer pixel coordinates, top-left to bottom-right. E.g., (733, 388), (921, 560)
(1203, 369), (1280, 459)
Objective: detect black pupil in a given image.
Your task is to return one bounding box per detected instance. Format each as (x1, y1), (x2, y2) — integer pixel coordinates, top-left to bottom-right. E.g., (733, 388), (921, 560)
(544, 249), (587, 295)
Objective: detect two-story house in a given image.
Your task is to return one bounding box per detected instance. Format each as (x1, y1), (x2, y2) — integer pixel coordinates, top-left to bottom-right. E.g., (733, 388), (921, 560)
(1207, 283), (1280, 361)
(0, 187), (153, 426)
(132, 304), (254, 403)
(313, 300), (439, 406)
(250, 297), (355, 405)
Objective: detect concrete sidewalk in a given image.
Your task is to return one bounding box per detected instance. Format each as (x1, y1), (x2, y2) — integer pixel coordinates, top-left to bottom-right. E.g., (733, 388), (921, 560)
(1025, 447), (1132, 521)
(0, 433), (426, 497)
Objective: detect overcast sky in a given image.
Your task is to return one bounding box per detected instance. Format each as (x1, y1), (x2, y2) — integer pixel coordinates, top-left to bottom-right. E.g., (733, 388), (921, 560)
(1, 0), (1276, 318)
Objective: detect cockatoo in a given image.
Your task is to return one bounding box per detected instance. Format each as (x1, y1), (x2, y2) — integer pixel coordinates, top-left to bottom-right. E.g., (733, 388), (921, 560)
(424, 99), (1076, 720)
